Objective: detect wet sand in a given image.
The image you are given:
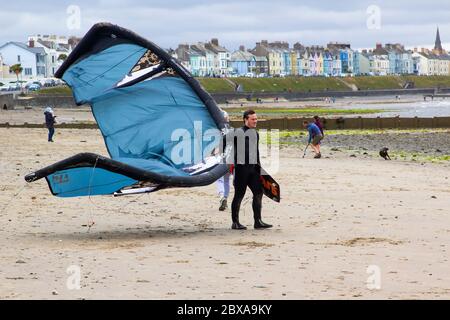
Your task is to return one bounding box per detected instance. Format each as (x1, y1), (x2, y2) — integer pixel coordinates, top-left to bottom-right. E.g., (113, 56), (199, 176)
(1, 128), (449, 299)
(0, 94), (434, 125)
(286, 129), (450, 159)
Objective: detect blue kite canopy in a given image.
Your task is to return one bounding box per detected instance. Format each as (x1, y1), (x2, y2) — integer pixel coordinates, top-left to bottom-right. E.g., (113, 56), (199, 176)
(25, 23), (230, 197)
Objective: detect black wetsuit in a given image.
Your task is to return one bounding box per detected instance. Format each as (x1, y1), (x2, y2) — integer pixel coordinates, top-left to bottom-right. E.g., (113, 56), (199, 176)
(231, 126), (263, 223)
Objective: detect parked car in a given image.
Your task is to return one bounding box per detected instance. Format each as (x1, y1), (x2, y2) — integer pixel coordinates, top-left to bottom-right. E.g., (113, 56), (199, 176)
(27, 83), (41, 91)
(6, 84), (21, 91)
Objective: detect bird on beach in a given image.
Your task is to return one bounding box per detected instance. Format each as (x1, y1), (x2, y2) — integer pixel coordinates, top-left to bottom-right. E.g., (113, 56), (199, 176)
(379, 147), (391, 160)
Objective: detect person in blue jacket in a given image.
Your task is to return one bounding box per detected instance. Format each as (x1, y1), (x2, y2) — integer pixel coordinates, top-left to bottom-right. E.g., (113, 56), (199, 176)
(303, 120), (323, 158)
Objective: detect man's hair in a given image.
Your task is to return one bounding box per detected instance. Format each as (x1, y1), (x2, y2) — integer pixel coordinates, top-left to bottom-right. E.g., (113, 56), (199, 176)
(303, 120), (309, 125)
(313, 115), (319, 121)
(243, 109), (256, 121)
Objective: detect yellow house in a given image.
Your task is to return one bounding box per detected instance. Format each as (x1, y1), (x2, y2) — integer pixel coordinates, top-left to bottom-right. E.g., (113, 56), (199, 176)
(290, 51), (298, 75)
(268, 50), (283, 76)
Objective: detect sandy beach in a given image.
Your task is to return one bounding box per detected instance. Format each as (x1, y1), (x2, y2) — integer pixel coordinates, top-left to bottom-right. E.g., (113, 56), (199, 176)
(1, 126), (449, 300)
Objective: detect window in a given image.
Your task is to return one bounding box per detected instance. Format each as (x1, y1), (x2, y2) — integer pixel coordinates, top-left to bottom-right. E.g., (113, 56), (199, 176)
(37, 66), (46, 75)
(24, 68), (32, 75)
(17, 55), (21, 62)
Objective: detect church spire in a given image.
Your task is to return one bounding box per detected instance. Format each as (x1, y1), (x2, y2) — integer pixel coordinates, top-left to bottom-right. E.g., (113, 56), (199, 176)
(435, 26), (443, 53)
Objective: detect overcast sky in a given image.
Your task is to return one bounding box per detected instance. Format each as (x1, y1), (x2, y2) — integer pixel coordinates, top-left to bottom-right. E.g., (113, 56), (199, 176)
(1, 0), (450, 51)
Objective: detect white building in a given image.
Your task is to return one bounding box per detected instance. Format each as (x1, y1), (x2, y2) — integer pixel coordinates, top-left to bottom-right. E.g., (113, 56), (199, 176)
(358, 52), (371, 75)
(411, 50), (449, 75)
(0, 42), (46, 80)
(370, 56), (390, 76)
(412, 51), (430, 75)
(0, 53), (4, 79)
(191, 43), (216, 76)
(205, 39), (231, 76)
(28, 36), (72, 77)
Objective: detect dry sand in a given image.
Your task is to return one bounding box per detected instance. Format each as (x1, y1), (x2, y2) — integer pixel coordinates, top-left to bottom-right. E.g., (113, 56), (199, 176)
(0, 127), (449, 300)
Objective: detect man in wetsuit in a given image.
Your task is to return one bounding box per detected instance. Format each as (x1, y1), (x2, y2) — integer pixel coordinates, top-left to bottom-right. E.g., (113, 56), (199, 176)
(230, 110), (272, 230)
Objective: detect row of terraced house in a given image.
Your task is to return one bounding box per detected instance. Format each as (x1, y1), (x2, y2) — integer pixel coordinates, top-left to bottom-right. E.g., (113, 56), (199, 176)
(171, 28), (450, 77)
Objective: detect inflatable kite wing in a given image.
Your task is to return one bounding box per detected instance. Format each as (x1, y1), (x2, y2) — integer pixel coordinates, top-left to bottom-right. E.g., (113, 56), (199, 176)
(24, 23), (230, 197)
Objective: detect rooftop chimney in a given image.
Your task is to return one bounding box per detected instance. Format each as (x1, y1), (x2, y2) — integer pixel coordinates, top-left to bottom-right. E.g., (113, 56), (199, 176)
(239, 45), (245, 51)
(28, 40), (34, 48)
(211, 38), (219, 46)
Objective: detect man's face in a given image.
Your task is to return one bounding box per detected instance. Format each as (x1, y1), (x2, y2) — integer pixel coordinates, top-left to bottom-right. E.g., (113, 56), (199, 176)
(245, 114), (258, 128)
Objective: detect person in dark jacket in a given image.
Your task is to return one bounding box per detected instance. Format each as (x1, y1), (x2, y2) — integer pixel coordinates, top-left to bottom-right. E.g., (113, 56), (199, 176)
(313, 115), (324, 136)
(44, 106), (56, 142)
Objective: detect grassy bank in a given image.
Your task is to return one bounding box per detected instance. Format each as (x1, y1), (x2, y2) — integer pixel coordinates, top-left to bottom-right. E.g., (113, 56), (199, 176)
(202, 75), (450, 93)
(32, 75), (450, 96)
(231, 77), (350, 92)
(32, 86), (72, 95)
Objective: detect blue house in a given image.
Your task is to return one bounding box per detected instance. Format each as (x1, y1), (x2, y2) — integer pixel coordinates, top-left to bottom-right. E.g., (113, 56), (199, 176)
(323, 51), (333, 76)
(353, 51), (360, 75)
(327, 43), (354, 75)
(340, 50), (350, 74)
(282, 50), (291, 75)
(230, 47), (256, 76)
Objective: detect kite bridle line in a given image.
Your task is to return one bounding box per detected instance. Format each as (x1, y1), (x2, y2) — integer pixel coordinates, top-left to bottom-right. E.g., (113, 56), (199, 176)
(86, 155), (100, 232)
(84, 155), (154, 229)
(0, 182), (30, 217)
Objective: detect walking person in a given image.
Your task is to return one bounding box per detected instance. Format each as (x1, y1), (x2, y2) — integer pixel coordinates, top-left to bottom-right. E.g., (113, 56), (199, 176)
(230, 110), (272, 230)
(44, 106), (56, 142)
(303, 120), (323, 158)
(217, 110), (231, 211)
(217, 172), (231, 211)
